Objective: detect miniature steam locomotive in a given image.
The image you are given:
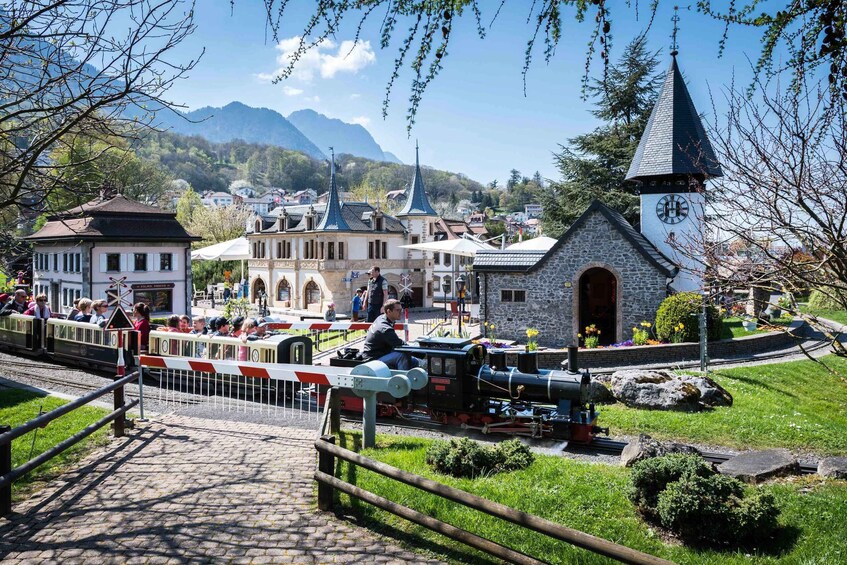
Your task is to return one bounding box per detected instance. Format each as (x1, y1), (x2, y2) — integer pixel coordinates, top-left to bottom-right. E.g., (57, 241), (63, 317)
(329, 337), (607, 443)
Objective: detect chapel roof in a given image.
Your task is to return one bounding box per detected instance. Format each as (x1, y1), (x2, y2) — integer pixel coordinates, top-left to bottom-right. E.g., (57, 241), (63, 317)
(625, 54), (722, 182)
(473, 200), (677, 276)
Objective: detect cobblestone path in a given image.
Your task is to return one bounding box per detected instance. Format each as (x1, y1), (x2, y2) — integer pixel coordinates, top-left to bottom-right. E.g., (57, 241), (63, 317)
(0, 416), (444, 564)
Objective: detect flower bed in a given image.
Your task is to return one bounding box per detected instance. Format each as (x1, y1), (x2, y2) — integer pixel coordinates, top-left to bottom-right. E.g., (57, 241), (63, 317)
(494, 320), (804, 370)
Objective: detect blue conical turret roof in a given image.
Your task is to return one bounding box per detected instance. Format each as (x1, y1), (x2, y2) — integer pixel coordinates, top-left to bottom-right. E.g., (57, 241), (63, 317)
(626, 54), (722, 182)
(397, 142), (437, 217)
(316, 148), (351, 231)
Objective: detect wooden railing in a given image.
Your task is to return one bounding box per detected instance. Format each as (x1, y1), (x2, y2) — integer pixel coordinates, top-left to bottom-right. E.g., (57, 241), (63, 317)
(0, 371), (140, 516)
(314, 436), (675, 565)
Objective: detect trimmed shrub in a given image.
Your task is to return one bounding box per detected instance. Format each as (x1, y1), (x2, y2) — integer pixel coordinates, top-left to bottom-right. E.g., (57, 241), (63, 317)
(657, 474), (779, 544)
(654, 292), (722, 343)
(493, 439), (535, 472)
(425, 438), (534, 478)
(808, 288), (847, 311)
(629, 454), (715, 518)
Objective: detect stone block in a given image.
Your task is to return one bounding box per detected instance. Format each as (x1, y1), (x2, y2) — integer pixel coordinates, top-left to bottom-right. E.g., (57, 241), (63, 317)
(818, 456), (847, 479)
(718, 449), (799, 483)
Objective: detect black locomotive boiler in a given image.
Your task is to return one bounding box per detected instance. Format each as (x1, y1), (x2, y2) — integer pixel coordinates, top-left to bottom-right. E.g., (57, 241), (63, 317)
(329, 337), (607, 443)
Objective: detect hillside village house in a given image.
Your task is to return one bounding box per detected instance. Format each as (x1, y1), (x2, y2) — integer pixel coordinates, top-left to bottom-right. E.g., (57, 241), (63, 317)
(475, 51), (722, 347)
(246, 147), (438, 315)
(26, 193), (197, 315)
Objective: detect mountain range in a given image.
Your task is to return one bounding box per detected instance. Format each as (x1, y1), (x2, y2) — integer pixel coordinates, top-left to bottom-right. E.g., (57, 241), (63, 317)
(156, 102), (401, 164)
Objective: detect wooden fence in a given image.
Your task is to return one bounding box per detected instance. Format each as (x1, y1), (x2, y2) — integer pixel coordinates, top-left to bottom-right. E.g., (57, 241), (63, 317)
(0, 371), (140, 516)
(314, 393), (674, 565)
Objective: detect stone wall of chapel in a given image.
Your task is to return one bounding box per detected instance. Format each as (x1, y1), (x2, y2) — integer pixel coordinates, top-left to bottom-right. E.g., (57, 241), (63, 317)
(480, 211), (669, 347)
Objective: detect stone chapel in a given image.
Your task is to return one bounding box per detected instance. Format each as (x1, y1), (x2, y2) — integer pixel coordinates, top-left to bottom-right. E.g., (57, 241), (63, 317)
(474, 51), (723, 347)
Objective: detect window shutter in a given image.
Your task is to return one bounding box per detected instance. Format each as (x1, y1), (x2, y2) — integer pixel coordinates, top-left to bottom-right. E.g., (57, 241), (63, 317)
(149, 253), (158, 271)
(172, 253), (179, 271)
(100, 254), (107, 272)
(120, 254), (128, 272)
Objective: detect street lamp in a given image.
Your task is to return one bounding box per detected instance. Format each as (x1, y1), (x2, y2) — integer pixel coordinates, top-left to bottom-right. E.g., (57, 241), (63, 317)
(456, 275), (466, 335)
(441, 281), (451, 321)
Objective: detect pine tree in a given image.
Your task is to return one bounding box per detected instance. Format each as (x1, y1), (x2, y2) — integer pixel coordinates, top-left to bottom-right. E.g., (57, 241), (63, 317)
(541, 34), (662, 236)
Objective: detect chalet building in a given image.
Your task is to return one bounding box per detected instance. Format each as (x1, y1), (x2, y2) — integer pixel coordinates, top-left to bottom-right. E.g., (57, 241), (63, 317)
(475, 51), (722, 347)
(25, 193), (198, 315)
(246, 146), (438, 315)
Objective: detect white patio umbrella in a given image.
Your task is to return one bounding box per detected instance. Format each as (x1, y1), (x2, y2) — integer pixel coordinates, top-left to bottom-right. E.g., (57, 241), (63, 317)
(191, 237), (249, 280)
(507, 236), (557, 251)
(399, 238), (496, 257)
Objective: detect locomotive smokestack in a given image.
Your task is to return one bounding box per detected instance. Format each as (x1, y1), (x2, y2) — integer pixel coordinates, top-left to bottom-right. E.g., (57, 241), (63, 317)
(567, 345), (579, 373)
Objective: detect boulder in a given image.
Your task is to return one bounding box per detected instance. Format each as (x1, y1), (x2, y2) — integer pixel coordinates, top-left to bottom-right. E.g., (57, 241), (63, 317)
(818, 457), (847, 479)
(678, 375), (733, 407)
(585, 380), (614, 404)
(620, 434), (702, 467)
(610, 370), (702, 410)
(718, 449), (799, 483)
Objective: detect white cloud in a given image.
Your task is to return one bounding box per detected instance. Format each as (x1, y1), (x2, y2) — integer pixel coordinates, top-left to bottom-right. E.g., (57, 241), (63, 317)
(260, 36), (376, 84)
(282, 86), (303, 96)
(350, 116), (371, 127)
(350, 93), (361, 99)
(305, 95), (321, 103)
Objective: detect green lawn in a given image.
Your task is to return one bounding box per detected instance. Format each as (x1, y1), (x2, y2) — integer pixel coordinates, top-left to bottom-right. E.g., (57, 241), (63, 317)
(335, 431), (847, 565)
(0, 387), (110, 500)
(720, 316), (792, 339)
(802, 308), (847, 326)
(601, 354), (847, 455)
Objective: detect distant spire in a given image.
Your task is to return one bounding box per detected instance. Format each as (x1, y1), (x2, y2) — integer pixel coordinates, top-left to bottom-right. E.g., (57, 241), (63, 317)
(397, 141), (437, 217)
(315, 147), (351, 231)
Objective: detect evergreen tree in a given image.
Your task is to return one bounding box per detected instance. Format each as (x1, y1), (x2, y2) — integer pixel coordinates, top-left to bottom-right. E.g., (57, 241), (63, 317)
(541, 34), (662, 236)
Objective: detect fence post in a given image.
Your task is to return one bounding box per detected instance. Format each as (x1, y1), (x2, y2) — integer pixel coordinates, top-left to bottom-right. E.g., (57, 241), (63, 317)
(113, 375), (125, 438)
(1, 425), (11, 516)
(317, 435), (336, 511)
(330, 389), (341, 435)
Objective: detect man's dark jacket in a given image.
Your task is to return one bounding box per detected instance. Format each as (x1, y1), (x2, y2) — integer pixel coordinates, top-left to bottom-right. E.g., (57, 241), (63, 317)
(362, 314), (403, 360)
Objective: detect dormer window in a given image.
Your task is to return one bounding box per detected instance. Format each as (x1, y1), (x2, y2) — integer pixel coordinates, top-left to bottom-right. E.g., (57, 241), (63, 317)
(254, 218), (262, 233)
(306, 215), (315, 231)
(375, 217), (383, 231)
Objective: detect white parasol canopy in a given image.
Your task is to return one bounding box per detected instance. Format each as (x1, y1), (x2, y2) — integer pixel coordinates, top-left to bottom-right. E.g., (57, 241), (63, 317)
(399, 238), (496, 257)
(191, 237), (249, 261)
(507, 236), (557, 251)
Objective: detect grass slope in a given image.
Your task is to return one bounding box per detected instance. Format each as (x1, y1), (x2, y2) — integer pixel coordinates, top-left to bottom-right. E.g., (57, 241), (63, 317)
(600, 355), (847, 455)
(0, 387), (110, 499)
(336, 432), (847, 564)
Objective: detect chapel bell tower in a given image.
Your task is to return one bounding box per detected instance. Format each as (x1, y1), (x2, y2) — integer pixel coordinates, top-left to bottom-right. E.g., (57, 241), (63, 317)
(626, 43), (722, 292)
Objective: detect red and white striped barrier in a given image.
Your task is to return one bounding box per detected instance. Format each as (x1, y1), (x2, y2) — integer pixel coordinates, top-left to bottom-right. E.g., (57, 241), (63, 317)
(260, 322), (405, 332)
(140, 354), (377, 388)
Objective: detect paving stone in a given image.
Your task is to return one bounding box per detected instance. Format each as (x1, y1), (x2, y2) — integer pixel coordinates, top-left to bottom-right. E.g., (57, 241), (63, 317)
(718, 448), (799, 483)
(0, 415), (445, 564)
(818, 456), (847, 479)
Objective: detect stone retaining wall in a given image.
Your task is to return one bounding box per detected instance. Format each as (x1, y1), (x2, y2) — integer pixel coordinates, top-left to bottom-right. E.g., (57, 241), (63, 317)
(502, 326), (800, 370)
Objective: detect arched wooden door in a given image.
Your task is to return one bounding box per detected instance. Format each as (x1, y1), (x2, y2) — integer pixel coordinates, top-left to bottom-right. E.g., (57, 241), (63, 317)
(578, 267), (617, 345)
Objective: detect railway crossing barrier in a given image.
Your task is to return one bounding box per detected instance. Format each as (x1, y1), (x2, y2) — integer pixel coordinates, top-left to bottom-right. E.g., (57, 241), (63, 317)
(139, 356), (427, 444)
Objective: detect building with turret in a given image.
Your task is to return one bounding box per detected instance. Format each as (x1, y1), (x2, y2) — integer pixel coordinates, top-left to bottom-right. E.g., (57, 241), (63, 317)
(475, 50), (722, 347)
(246, 146), (438, 315)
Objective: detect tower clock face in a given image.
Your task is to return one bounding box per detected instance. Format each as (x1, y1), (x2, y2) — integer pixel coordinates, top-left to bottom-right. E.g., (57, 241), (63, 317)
(656, 194), (690, 224)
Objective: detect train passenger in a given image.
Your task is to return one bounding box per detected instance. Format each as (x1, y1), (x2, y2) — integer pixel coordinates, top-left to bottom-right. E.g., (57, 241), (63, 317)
(133, 302), (151, 352)
(211, 317), (230, 337)
(164, 315), (181, 332)
(238, 319), (258, 361)
(231, 316), (245, 338)
(0, 293), (8, 308)
(67, 298), (81, 321)
(90, 300), (108, 327)
(73, 298), (93, 322)
(1, 289), (29, 316)
(179, 314), (192, 333)
(253, 318), (268, 339)
(32, 294), (51, 320)
(190, 316), (207, 335)
(362, 299), (424, 371)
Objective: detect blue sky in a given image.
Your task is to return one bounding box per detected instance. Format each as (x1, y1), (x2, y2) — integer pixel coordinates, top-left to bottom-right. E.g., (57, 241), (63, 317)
(164, 1), (771, 186)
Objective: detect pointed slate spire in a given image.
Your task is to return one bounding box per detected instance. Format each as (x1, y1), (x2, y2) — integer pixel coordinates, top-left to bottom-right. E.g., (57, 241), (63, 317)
(316, 147), (351, 231)
(397, 141), (437, 217)
(626, 53), (722, 184)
